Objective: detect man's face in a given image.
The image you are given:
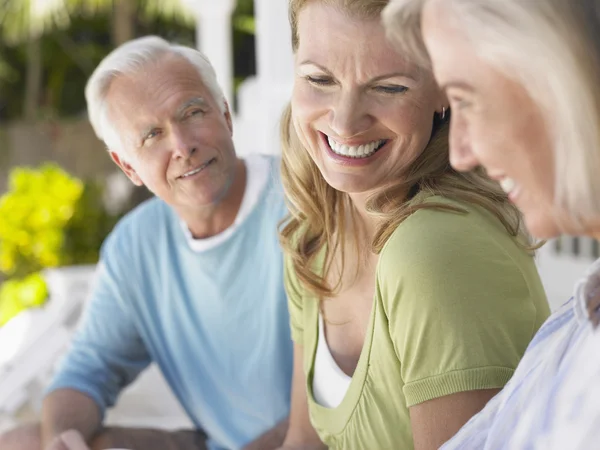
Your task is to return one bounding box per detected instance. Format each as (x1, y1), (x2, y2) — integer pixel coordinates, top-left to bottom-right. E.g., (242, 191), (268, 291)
(106, 55), (237, 211)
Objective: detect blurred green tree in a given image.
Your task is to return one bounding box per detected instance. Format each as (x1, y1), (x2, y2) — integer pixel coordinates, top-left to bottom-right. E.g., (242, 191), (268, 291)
(0, 0), (256, 121)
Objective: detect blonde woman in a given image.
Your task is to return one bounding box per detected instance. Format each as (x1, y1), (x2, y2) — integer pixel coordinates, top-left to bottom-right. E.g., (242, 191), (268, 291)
(384, 0), (600, 448)
(277, 0), (551, 449)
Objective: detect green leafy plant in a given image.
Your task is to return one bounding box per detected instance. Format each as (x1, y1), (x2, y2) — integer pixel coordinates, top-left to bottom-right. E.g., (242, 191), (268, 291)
(0, 163), (121, 326)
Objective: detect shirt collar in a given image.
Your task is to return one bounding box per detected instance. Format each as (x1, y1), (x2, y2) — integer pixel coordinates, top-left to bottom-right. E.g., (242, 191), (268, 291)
(179, 154), (271, 253)
(573, 257), (600, 326)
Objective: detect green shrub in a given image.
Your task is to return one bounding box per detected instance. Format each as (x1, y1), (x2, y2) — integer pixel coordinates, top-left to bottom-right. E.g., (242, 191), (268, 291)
(0, 163), (121, 326)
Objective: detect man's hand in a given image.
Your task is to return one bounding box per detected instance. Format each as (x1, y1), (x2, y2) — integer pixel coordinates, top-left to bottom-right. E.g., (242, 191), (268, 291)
(41, 390), (101, 449)
(45, 430), (91, 450)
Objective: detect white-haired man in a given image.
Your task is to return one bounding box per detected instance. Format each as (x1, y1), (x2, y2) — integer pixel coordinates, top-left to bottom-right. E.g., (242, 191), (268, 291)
(0, 36), (293, 450)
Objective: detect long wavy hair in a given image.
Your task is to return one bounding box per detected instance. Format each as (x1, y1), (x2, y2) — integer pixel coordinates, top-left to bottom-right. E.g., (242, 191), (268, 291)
(280, 0), (530, 299)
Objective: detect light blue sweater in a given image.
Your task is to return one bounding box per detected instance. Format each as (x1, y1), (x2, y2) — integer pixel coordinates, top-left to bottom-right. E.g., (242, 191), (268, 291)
(48, 156), (293, 450)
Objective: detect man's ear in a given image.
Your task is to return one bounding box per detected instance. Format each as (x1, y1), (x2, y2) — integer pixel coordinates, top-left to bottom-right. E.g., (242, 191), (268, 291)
(223, 101), (233, 135)
(110, 151), (144, 186)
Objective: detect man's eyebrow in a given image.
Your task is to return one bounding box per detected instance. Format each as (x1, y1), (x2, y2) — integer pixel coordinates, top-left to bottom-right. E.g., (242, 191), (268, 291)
(175, 97), (209, 118)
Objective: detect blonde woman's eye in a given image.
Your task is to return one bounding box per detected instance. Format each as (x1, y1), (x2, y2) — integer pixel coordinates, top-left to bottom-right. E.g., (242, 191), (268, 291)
(305, 75), (335, 86)
(375, 85), (408, 94)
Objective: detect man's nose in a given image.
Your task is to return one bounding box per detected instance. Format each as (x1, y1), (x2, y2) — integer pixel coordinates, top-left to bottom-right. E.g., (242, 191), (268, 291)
(170, 126), (197, 159)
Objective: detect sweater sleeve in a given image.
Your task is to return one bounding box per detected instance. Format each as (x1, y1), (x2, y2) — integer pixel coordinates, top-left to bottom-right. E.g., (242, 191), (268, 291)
(46, 232), (152, 418)
(378, 204), (541, 407)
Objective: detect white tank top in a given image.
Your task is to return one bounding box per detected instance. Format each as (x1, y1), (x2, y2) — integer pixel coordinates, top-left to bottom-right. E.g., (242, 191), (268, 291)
(312, 314), (352, 409)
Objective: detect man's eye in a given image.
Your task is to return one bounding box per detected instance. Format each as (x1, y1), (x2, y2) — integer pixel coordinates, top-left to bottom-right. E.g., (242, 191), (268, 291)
(146, 130), (160, 139)
(142, 129), (161, 146)
(190, 109), (204, 116)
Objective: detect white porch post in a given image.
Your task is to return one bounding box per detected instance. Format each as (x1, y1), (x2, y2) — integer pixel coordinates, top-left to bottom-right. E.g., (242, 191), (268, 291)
(254, 0), (294, 85)
(193, 0), (236, 106)
(251, 0), (295, 155)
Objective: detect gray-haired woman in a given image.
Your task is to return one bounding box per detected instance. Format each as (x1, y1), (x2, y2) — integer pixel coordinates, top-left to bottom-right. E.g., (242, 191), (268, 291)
(383, 0), (600, 448)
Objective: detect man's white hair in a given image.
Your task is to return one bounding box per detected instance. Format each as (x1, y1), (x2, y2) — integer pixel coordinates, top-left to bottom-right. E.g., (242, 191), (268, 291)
(85, 35), (227, 153)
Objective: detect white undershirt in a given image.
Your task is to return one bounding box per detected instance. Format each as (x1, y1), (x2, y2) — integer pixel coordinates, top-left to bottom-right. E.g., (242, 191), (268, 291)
(180, 154), (270, 252)
(312, 314), (352, 409)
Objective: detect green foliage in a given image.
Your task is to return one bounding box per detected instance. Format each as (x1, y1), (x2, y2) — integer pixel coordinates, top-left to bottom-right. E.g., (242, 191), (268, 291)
(62, 179), (121, 265)
(0, 273), (48, 326)
(0, 164), (83, 276)
(0, 0), (256, 121)
(233, 16), (255, 35)
(0, 57), (17, 83)
(0, 163), (121, 325)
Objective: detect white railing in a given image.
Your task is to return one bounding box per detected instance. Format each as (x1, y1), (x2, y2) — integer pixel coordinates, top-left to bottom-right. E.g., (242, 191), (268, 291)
(537, 237), (599, 310)
(0, 266), (96, 433)
(0, 265), (192, 434)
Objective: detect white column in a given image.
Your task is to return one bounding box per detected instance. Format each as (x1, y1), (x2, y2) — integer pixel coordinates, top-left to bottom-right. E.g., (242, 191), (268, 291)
(254, 0), (294, 85)
(251, 0), (295, 155)
(193, 0), (236, 106)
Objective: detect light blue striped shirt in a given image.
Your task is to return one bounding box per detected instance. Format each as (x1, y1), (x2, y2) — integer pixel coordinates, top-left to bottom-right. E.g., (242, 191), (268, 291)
(442, 258), (600, 449)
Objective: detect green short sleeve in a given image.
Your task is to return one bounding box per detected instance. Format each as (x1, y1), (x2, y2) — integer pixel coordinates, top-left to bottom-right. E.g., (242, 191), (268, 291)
(378, 199), (546, 407)
(284, 256), (305, 343)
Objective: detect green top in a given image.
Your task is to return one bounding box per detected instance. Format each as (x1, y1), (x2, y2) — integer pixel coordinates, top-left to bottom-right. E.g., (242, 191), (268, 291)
(285, 196), (550, 450)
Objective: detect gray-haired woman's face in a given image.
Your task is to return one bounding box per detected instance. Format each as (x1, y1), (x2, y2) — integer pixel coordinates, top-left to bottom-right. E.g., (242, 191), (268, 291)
(421, 1), (561, 238)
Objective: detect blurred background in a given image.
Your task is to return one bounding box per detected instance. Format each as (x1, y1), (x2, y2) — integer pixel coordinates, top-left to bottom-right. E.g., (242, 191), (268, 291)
(0, 0), (295, 326)
(0, 0), (296, 433)
(0, 0), (598, 437)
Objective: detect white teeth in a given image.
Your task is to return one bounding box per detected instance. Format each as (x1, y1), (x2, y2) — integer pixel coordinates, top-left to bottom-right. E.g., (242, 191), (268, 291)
(500, 177), (516, 194)
(327, 136), (386, 158)
(181, 161), (212, 178)
(182, 167), (202, 178)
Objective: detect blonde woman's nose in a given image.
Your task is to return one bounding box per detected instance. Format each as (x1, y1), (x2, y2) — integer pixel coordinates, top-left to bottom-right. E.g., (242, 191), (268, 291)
(329, 92), (373, 139)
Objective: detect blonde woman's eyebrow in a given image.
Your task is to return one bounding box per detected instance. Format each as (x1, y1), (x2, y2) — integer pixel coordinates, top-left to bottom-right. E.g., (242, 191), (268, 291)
(299, 60), (416, 83)
(369, 72), (418, 83)
(298, 60), (333, 73)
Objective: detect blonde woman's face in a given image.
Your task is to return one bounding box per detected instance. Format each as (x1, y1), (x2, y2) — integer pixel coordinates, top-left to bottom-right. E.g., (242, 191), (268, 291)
(291, 2), (442, 198)
(422, 2), (561, 238)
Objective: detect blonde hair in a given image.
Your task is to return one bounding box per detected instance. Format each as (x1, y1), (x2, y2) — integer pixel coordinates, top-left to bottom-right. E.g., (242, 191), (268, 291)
(383, 0), (600, 223)
(280, 0), (529, 298)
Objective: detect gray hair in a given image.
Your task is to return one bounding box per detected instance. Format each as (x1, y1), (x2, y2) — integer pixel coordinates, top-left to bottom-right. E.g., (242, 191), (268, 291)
(85, 35), (226, 154)
(383, 0), (600, 220)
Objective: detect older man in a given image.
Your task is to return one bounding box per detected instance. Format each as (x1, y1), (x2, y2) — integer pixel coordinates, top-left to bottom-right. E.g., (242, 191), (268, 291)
(0, 36), (292, 450)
